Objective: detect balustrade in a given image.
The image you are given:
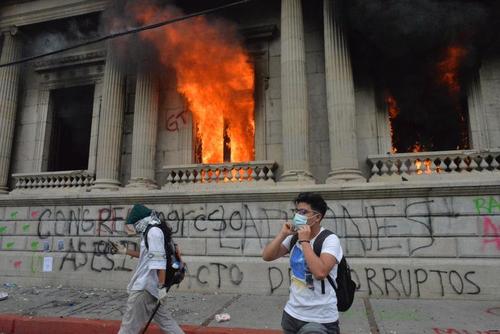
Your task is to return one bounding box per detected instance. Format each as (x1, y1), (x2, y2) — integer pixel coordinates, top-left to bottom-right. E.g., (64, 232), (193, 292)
(368, 149), (500, 182)
(12, 170), (95, 190)
(163, 161), (277, 189)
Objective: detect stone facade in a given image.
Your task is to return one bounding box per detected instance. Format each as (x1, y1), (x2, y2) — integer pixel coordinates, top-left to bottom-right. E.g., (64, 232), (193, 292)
(0, 0), (499, 300)
(0, 192), (499, 300)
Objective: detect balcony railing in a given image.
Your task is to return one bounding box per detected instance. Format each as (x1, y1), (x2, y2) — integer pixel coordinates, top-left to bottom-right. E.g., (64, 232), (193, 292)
(162, 161), (278, 188)
(368, 149), (500, 182)
(12, 170), (95, 191)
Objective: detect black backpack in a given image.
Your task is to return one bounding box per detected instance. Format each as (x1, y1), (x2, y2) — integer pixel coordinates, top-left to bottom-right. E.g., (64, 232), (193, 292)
(290, 229), (356, 312)
(144, 221), (186, 288)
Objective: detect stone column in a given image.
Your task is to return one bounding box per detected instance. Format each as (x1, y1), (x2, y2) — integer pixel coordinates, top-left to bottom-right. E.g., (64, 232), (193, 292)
(93, 43), (126, 190)
(467, 74), (489, 149)
(280, 0), (314, 182)
(0, 30), (22, 193)
(323, 0), (364, 183)
(127, 64), (159, 189)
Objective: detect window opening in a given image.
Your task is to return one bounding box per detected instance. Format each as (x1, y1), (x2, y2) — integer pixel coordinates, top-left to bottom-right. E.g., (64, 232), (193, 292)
(48, 85), (94, 171)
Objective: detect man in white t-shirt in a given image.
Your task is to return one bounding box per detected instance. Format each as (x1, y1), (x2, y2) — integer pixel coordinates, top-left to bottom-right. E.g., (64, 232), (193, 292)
(114, 204), (184, 334)
(262, 193), (342, 334)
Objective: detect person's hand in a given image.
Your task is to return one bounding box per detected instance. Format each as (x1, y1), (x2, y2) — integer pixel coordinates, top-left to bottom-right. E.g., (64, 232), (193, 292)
(110, 241), (127, 255)
(279, 221), (295, 238)
(158, 286), (168, 304)
(297, 224), (312, 242)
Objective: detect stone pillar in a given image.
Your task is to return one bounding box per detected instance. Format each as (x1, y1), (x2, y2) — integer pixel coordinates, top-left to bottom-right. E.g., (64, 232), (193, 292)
(467, 74), (489, 149)
(127, 65), (159, 189)
(93, 43), (126, 190)
(323, 0), (364, 183)
(280, 0), (314, 182)
(0, 30), (22, 193)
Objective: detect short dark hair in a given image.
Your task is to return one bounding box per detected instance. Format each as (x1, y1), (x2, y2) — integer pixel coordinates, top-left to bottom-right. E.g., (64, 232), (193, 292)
(294, 192), (327, 218)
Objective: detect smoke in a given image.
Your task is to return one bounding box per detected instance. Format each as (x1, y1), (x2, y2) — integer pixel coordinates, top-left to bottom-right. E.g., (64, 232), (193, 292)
(346, 0), (497, 61)
(100, 0), (246, 70)
(102, 0), (255, 163)
(28, 16), (100, 56)
(345, 0), (500, 152)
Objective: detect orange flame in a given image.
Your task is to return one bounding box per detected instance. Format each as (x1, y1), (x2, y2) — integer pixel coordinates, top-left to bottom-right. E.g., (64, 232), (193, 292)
(410, 142), (423, 153)
(415, 159), (432, 175)
(386, 95), (400, 120)
(437, 45), (469, 149)
(437, 46), (467, 94)
(385, 94), (400, 153)
(133, 4), (255, 163)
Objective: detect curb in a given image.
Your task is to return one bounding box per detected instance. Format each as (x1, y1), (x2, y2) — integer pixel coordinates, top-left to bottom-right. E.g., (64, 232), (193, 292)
(0, 315), (281, 334)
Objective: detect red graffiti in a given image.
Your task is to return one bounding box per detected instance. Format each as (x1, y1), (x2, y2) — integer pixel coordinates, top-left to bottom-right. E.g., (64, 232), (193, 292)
(31, 211), (39, 218)
(481, 217), (500, 252)
(13, 260), (22, 269)
(486, 307), (500, 317)
(166, 110), (187, 132)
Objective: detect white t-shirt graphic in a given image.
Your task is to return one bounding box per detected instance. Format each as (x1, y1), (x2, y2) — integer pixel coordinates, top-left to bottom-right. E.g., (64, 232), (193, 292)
(282, 227), (343, 323)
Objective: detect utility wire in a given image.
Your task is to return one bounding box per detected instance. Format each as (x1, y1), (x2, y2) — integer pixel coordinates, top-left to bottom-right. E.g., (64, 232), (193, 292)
(0, 0), (252, 68)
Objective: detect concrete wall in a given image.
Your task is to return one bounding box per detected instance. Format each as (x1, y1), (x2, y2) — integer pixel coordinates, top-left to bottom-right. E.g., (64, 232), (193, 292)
(0, 190), (499, 300)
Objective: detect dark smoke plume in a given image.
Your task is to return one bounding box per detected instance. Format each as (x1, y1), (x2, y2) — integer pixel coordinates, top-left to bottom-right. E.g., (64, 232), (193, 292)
(345, 0), (500, 152)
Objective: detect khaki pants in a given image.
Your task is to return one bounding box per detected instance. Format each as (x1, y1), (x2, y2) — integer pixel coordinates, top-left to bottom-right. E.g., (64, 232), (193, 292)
(118, 290), (184, 334)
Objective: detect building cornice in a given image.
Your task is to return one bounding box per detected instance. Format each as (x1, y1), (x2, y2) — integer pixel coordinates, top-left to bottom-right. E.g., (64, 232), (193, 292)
(0, 0), (108, 29)
(34, 49), (106, 72)
(0, 180), (498, 207)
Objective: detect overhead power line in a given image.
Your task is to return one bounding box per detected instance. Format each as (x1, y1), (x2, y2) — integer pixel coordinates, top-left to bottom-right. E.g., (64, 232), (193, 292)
(0, 0), (252, 68)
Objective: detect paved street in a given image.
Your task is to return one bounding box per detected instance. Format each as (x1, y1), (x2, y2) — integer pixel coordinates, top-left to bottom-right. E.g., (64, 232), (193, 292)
(0, 284), (499, 333)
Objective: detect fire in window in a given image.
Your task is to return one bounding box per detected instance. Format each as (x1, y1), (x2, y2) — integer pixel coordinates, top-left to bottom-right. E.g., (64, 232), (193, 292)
(129, 2), (255, 164)
(345, 0), (493, 154)
(384, 45), (470, 153)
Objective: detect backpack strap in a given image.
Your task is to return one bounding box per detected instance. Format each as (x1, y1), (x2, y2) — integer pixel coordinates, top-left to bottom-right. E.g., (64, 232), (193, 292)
(312, 229), (333, 256)
(143, 223), (174, 255)
(312, 229), (333, 294)
(143, 224), (155, 250)
(289, 234), (298, 252)
(290, 229), (332, 253)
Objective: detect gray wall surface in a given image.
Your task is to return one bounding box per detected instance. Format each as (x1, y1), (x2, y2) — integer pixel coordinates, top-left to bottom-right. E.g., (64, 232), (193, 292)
(0, 192), (499, 300)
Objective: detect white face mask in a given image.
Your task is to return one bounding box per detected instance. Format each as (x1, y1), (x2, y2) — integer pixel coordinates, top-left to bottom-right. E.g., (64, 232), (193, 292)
(292, 213), (308, 230)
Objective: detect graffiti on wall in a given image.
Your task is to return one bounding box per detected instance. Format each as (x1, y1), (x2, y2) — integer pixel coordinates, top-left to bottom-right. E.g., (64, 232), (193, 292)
(1, 196), (499, 297)
(474, 196), (500, 252)
(166, 109), (188, 132)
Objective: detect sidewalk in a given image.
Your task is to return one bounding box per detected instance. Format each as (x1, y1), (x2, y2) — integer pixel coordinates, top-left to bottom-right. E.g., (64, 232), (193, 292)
(0, 284), (498, 334)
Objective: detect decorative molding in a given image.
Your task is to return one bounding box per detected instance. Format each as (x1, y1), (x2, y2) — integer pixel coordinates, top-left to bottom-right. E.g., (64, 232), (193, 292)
(0, 0), (108, 29)
(34, 50), (106, 72)
(240, 24), (278, 41)
(1, 180), (499, 207)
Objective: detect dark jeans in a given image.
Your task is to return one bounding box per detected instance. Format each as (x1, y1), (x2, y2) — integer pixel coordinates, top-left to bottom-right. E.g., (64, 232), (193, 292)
(281, 310), (340, 334)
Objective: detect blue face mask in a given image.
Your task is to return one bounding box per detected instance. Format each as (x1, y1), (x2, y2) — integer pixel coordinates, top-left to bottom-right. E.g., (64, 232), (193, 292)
(292, 213), (308, 230)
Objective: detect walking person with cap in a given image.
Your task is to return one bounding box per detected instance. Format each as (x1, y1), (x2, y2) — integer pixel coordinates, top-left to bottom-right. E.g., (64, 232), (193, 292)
(113, 204), (185, 334)
(262, 192), (343, 334)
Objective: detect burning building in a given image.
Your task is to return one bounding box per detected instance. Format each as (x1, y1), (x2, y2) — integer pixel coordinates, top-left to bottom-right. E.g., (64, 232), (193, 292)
(0, 0), (499, 300)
